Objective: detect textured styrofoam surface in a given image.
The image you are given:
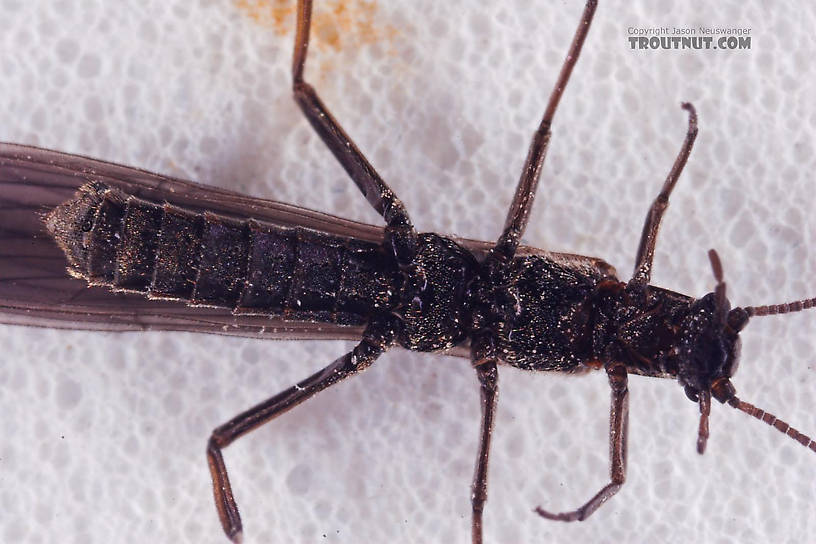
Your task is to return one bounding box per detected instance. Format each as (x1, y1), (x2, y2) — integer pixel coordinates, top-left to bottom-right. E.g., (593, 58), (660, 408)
(1, 1), (815, 543)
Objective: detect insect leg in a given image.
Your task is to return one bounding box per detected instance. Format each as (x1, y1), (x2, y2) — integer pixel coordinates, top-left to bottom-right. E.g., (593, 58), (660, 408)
(492, 0), (598, 260)
(206, 320), (395, 542)
(470, 360), (498, 544)
(291, 0), (416, 261)
(534, 362), (628, 522)
(630, 103), (698, 285)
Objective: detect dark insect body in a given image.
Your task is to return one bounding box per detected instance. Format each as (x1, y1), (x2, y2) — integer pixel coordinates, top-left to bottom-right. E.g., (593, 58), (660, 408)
(47, 182), (398, 327)
(1, 1), (815, 543)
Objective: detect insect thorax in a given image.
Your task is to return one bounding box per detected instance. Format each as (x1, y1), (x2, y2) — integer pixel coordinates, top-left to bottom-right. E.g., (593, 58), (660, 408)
(395, 233), (479, 352)
(473, 255), (607, 371)
(470, 257), (712, 377)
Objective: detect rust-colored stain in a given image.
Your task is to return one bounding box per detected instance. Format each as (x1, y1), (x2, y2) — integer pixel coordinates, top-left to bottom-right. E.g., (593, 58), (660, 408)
(235, 0), (396, 53)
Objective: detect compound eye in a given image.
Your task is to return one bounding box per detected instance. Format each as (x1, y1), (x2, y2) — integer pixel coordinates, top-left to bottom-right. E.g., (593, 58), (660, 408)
(727, 307), (749, 332)
(684, 385), (699, 402)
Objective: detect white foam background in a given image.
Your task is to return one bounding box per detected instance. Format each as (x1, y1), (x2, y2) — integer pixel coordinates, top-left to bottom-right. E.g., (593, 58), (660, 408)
(1, 1), (816, 543)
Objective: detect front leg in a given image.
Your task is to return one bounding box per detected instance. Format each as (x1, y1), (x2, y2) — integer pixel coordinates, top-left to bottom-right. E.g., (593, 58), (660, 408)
(629, 103), (698, 286)
(535, 361), (629, 521)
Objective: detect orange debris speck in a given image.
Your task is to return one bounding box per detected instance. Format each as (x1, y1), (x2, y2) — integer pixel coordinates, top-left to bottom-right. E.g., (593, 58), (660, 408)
(235, 0), (295, 35)
(235, 0), (396, 54)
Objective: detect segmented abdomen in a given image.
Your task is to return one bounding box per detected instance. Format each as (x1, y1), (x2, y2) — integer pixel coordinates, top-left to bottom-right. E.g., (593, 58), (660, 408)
(46, 182), (398, 325)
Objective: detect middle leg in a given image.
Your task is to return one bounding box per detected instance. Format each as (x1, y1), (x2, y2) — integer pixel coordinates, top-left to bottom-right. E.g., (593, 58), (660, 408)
(470, 359), (499, 544)
(492, 0), (599, 261)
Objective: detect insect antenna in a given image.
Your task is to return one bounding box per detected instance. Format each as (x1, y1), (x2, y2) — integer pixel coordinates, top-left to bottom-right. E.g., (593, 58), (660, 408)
(704, 250), (816, 455)
(737, 247), (816, 317)
(721, 392), (816, 454)
(744, 298), (816, 317)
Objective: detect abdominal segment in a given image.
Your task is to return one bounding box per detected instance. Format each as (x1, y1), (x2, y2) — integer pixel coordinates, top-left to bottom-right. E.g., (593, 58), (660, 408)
(46, 183), (398, 325)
